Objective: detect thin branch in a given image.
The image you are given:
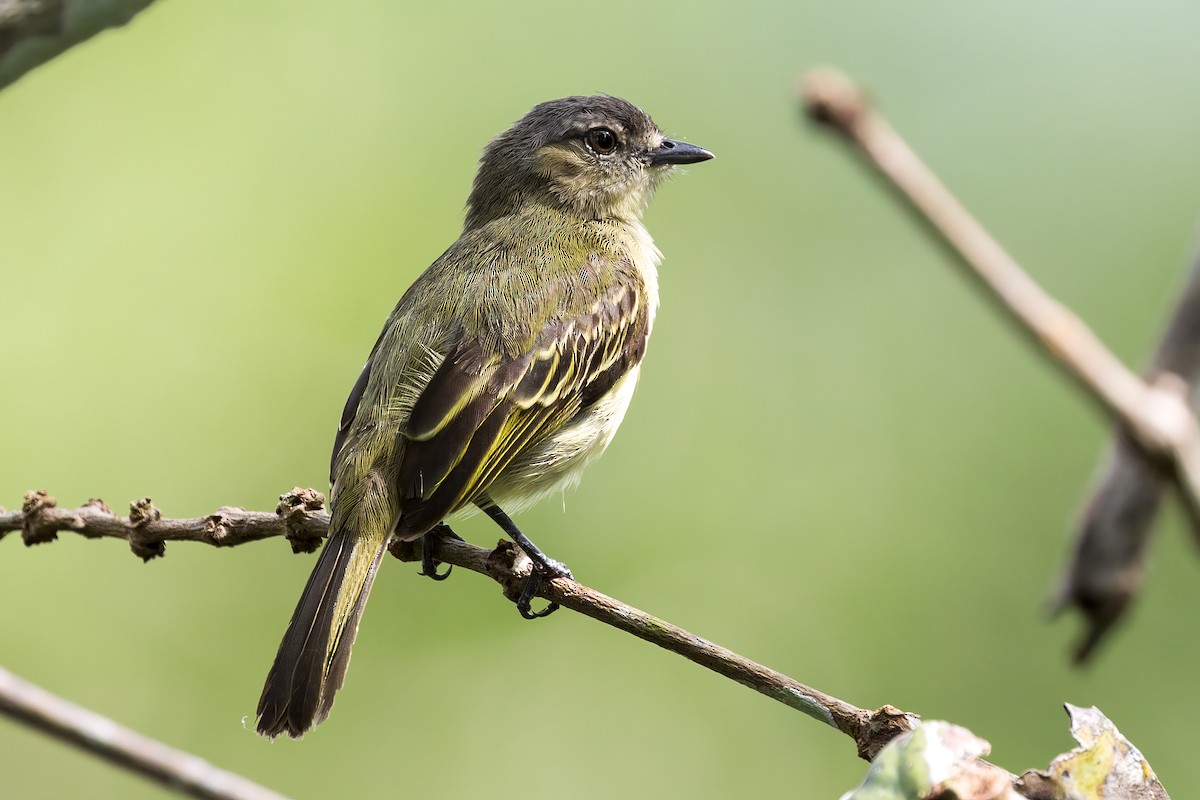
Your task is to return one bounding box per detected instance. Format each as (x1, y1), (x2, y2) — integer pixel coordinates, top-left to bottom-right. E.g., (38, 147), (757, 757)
(2, 489), (917, 761)
(0, 488), (329, 559)
(0, 0), (161, 91)
(0, 666), (290, 800)
(800, 67), (1200, 657)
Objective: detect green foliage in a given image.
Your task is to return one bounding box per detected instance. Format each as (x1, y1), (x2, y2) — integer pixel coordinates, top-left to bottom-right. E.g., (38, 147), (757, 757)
(3, 1), (1200, 797)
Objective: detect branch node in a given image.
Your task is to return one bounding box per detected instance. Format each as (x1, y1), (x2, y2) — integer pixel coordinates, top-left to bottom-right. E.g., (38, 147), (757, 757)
(21, 489), (61, 545)
(82, 497), (112, 514)
(277, 487), (327, 554)
(204, 508), (240, 545)
(77, 498), (115, 540)
(486, 539), (533, 602)
(128, 497), (160, 528)
(126, 498), (164, 561)
(1142, 372), (1194, 452)
(856, 705), (921, 762)
(799, 67), (870, 135)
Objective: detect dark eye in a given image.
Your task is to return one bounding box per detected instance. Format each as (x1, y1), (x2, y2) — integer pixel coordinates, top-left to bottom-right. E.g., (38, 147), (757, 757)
(586, 127), (618, 155)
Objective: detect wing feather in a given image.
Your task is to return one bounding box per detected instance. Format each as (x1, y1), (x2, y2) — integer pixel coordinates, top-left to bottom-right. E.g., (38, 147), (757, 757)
(392, 276), (649, 540)
(406, 340), (490, 442)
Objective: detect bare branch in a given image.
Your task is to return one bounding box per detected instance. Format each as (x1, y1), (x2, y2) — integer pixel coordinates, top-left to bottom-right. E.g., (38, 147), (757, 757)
(0, 666), (290, 800)
(0, 489), (329, 559)
(394, 535), (915, 760)
(2, 490), (918, 760)
(0, 0), (161, 91)
(800, 66), (1200, 660)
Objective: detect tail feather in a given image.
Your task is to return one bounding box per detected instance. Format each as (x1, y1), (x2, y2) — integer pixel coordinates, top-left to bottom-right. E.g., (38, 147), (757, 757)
(256, 526), (389, 738)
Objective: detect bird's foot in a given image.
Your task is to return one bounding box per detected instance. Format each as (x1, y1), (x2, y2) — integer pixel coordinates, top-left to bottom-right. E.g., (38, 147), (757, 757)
(478, 501), (573, 620)
(515, 557), (572, 619)
(418, 524), (462, 581)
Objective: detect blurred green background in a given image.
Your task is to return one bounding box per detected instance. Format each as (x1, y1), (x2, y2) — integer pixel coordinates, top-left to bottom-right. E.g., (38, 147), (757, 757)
(3, 1), (1199, 797)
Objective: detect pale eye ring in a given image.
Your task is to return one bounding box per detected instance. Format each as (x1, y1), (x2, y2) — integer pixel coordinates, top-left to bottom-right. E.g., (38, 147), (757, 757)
(586, 127), (618, 155)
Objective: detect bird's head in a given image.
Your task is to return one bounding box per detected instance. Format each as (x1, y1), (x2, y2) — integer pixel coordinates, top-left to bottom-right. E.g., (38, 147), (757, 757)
(466, 95), (713, 228)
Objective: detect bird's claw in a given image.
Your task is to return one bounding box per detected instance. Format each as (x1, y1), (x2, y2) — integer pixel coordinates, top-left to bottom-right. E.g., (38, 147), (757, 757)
(516, 573), (559, 618)
(417, 525), (460, 581)
(515, 558), (572, 619)
(419, 558), (452, 581)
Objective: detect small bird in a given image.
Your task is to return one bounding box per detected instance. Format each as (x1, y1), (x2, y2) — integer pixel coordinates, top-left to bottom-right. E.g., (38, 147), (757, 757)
(256, 95), (712, 738)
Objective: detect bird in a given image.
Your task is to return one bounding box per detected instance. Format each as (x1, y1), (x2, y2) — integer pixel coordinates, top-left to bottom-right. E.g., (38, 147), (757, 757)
(256, 95), (713, 739)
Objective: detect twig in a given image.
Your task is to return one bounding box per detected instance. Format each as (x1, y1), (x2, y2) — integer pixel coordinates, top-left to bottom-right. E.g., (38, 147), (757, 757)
(0, 0), (161, 91)
(2, 489), (918, 761)
(0, 488), (329, 559)
(1060, 249), (1200, 661)
(0, 666), (290, 800)
(800, 67), (1200, 656)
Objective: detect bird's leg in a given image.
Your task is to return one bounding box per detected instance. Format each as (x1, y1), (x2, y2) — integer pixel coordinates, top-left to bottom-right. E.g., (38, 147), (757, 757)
(479, 503), (572, 619)
(418, 523), (462, 581)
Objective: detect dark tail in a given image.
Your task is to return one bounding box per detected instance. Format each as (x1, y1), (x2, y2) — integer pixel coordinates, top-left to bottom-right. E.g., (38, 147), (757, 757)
(256, 524), (389, 738)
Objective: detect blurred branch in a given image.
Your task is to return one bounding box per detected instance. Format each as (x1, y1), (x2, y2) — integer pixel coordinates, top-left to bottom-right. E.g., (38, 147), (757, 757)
(0, 0), (159, 91)
(2, 489), (917, 761)
(0, 665), (290, 800)
(800, 66), (1200, 661)
(1061, 249), (1200, 662)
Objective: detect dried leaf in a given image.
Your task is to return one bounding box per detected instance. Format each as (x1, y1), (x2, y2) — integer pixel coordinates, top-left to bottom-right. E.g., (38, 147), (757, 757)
(1016, 705), (1169, 800)
(841, 721), (1017, 800)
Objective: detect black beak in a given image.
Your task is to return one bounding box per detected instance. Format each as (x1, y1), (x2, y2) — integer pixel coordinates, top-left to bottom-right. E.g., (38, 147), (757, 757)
(646, 139), (715, 166)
